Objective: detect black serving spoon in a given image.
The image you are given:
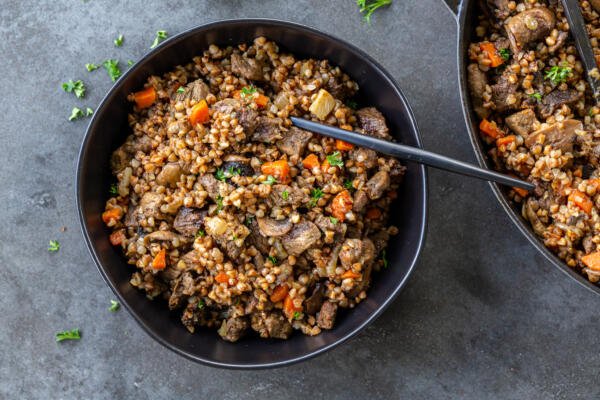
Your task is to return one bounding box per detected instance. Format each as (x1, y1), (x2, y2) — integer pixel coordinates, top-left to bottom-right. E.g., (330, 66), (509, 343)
(290, 117), (535, 191)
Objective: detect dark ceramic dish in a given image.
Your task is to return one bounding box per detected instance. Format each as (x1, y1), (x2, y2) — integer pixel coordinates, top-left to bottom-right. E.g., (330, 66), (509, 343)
(76, 19), (428, 369)
(442, 0), (600, 295)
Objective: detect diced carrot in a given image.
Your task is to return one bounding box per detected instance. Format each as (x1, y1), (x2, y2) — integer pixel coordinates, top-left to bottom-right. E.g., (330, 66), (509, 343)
(588, 178), (600, 189)
(255, 94), (269, 108)
(513, 187), (529, 198)
(151, 249), (167, 270)
(331, 190), (353, 221)
(133, 87), (156, 109)
(496, 135), (516, 148)
(302, 154), (320, 170)
(336, 139), (354, 151)
(341, 270), (361, 279)
(283, 294), (302, 318)
(479, 118), (503, 139)
(102, 208), (123, 224)
(582, 251), (600, 271)
(573, 167), (583, 178)
(269, 284), (289, 303)
(109, 229), (126, 246)
(569, 190), (593, 214)
(215, 272), (230, 284)
(479, 42), (505, 68)
(261, 159), (290, 183)
(232, 90), (242, 99)
(365, 207), (382, 220)
(189, 99), (209, 126)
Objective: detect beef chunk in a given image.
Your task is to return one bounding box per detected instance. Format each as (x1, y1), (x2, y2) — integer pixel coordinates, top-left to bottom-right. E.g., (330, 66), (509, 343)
(486, 0), (510, 19)
(304, 283), (326, 315)
(269, 184), (308, 208)
(351, 148), (378, 169)
(505, 109), (539, 138)
(538, 89), (582, 118)
(365, 171), (391, 200)
(231, 53), (266, 81)
(156, 162), (183, 187)
(339, 238), (376, 269)
(317, 301), (338, 330)
(491, 75), (520, 113)
(356, 107), (390, 139)
(505, 7), (555, 53)
(251, 117), (283, 143)
(314, 213), (347, 237)
(247, 217), (271, 254)
(222, 160), (254, 177)
(592, 0), (600, 13)
(525, 119), (582, 153)
(204, 215), (250, 260)
(173, 79), (210, 102)
(218, 316), (249, 342)
(168, 271), (195, 310)
(238, 107), (260, 134)
(282, 221), (321, 255)
(467, 63), (490, 119)
(197, 174), (233, 201)
(126, 192), (163, 227)
(181, 249), (202, 269)
(181, 302), (203, 333)
(352, 189), (369, 213)
(276, 127), (313, 157)
(173, 207), (206, 237)
(251, 312), (293, 339)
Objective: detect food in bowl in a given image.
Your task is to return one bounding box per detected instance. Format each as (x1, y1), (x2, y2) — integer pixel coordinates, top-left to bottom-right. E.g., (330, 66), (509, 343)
(467, 1), (600, 282)
(102, 37), (405, 341)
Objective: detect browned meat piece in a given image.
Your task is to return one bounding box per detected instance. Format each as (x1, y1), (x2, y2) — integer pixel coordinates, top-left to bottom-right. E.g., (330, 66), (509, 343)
(251, 312), (292, 339)
(505, 7), (555, 53)
(212, 98), (240, 115)
(365, 171), (391, 200)
(505, 109), (539, 138)
(316, 301), (338, 330)
(491, 75), (520, 113)
(126, 192), (164, 227)
(584, 236), (596, 254)
(369, 231), (389, 254)
(486, 0), (510, 19)
(173, 78), (210, 102)
(173, 207), (206, 237)
(269, 184), (308, 207)
(538, 89), (582, 118)
(325, 78), (354, 100)
(181, 302), (203, 333)
(523, 198), (547, 236)
(276, 127), (313, 157)
(110, 144), (132, 173)
(218, 316), (249, 342)
(156, 162), (183, 187)
(314, 213), (347, 237)
(356, 107), (390, 139)
(222, 160), (254, 177)
(282, 221), (321, 255)
(304, 283), (326, 315)
(467, 64), (490, 119)
(257, 217), (292, 237)
(246, 217), (271, 253)
(548, 31), (568, 53)
(251, 117), (283, 143)
(592, 0), (600, 13)
(339, 238), (376, 269)
(168, 271), (195, 310)
(352, 190), (369, 212)
(204, 216), (250, 260)
(351, 148), (378, 169)
(197, 174), (233, 201)
(238, 107), (260, 134)
(180, 249), (202, 269)
(525, 119), (583, 153)
(231, 53), (266, 81)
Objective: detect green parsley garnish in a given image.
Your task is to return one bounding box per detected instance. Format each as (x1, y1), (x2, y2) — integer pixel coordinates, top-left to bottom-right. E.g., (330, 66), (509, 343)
(150, 30), (168, 49)
(127, 60), (134, 67)
(245, 215), (255, 226)
(267, 255), (278, 265)
(343, 179), (354, 190)
(293, 311), (302, 320)
(241, 85), (257, 98)
(109, 183), (119, 195)
(227, 166), (241, 176)
(216, 195), (224, 212)
(56, 328), (81, 342)
(68, 107), (85, 121)
(103, 59), (122, 82)
(85, 107), (94, 116)
(195, 229), (205, 238)
(357, 0), (392, 23)
(545, 64), (572, 85)
(281, 190), (289, 200)
(498, 48), (510, 62)
(529, 92), (542, 102)
(326, 151), (344, 168)
(329, 216), (338, 225)
(62, 80), (86, 98)
(114, 34), (124, 47)
(108, 300), (120, 312)
(197, 299), (205, 309)
(381, 249), (388, 268)
(85, 63), (99, 72)
(309, 188), (324, 207)
(48, 240), (60, 252)
(264, 175), (277, 185)
(215, 168), (227, 181)
(176, 86), (186, 93)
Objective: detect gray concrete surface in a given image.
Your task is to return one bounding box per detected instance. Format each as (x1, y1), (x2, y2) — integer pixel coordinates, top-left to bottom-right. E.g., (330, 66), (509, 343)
(1, 0), (600, 398)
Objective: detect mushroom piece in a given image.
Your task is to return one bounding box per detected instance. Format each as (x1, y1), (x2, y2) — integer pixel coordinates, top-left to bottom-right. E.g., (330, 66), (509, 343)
(156, 162), (183, 187)
(282, 221), (321, 256)
(524, 119), (583, 154)
(143, 230), (183, 246)
(257, 217), (293, 237)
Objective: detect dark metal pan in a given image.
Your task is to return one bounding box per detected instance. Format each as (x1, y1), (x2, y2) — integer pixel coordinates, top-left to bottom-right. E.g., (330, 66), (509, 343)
(445, 0), (600, 295)
(76, 19), (428, 369)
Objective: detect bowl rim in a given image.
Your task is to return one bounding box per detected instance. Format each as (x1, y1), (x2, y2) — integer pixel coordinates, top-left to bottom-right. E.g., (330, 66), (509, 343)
(455, 3), (600, 296)
(76, 18), (429, 369)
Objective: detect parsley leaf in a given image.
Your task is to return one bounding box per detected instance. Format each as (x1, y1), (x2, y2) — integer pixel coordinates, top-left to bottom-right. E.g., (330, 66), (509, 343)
(343, 179), (354, 190)
(114, 34), (124, 47)
(216, 195), (224, 212)
(498, 48), (510, 61)
(176, 86), (186, 93)
(227, 166), (241, 177)
(109, 183), (119, 195)
(85, 63), (99, 72)
(48, 240), (60, 252)
(357, 0), (392, 24)
(56, 328), (81, 342)
(85, 107), (94, 116)
(103, 59), (122, 82)
(529, 92), (542, 102)
(197, 299), (205, 309)
(309, 188), (324, 207)
(329, 216), (338, 225)
(195, 229), (205, 238)
(381, 249), (388, 268)
(127, 60), (134, 67)
(267, 255), (278, 265)
(326, 151), (344, 168)
(215, 168), (227, 181)
(264, 175), (277, 185)
(281, 190), (289, 200)
(108, 300), (120, 312)
(241, 85), (257, 98)
(150, 30), (168, 49)
(545, 64), (572, 85)
(62, 79), (86, 98)
(293, 311), (302, 320)
(245, 215), (255, 226)
(68, 107), (85, 121)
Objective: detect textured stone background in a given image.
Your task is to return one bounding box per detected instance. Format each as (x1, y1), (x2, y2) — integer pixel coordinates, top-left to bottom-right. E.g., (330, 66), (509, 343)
(1, 0), (599, 398)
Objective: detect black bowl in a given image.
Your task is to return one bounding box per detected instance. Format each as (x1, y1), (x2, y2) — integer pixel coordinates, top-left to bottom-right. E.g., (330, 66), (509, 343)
(76, 19), (428, 368)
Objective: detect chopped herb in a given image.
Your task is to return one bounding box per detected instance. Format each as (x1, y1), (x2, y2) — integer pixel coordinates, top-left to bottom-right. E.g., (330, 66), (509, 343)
(195, 229), (205, 238)
(529, 92), (542, 102)
(103, 59), (121, 82)
(114, 34), (124, 47)
(62, 79), (86, 98)
(357, 0), (392, 23)
(232, 235), (238, 241)
(245, 215), (255, 226)
(326, 151), (344, 168)
(293, 311), (302, 320)
(346, 100), (358, 109)
(329, 216), (338, 225)
(309, 188), (324, 207)
(215, 168), (227, 181)
(127, 60), (134, 67)
(264, 175), (277, 185)
(498, 48), (510, 61)
(216, 195), (224, 212)
(590, 108), (596, 117)
(68, 107), (85, 121)
(227, 166), (241, 176)
(176, 86), (186, 93)
(48, 240), (60, 252)
(55, 328), (81, 342)
(150, 30), (168, 49)
(85, 63), (99, 72)
(267, 255), (278, 265)
(381, 249), (388, 268)
(343, 179), (354, 190)
(281, 190), (289, 200)
(85, 107), (94, 116)
(109, 183), (119, 195)
(197, 299), (205, 309)
(545, 64), (572, 85)
(108, 300), (120, 312)
(241, 85), (257, 98)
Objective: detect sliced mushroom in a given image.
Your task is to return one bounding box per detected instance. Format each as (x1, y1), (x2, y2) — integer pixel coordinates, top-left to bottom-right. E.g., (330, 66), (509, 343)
(257, 217), (293, 237)
(282, 221), (321, 256)
(143, 230), (183, 246)
(156, 162), (183, 187)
